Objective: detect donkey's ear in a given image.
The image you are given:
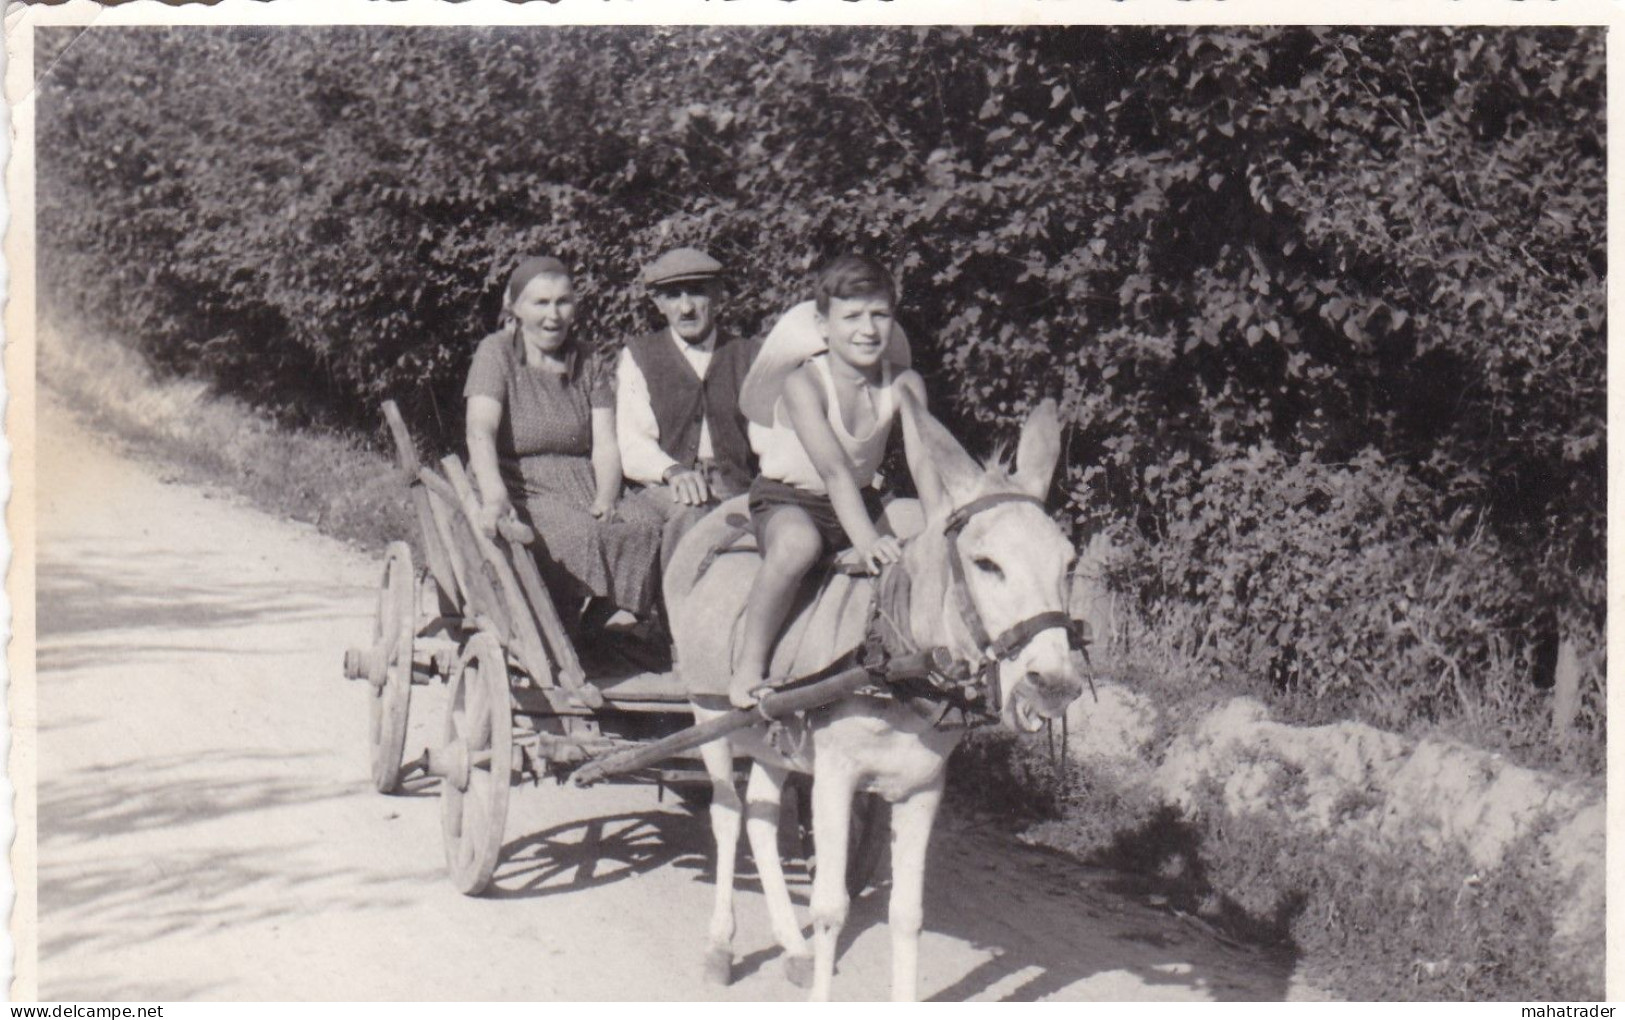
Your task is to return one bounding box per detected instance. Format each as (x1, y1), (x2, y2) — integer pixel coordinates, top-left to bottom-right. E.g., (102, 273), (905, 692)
(899, 386), (982, 518)
(1013, 398), (1062, 500)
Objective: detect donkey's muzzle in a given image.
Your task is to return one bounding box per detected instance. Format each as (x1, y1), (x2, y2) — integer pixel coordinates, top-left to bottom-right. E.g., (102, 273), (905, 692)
(1007, 671), (1084, 731)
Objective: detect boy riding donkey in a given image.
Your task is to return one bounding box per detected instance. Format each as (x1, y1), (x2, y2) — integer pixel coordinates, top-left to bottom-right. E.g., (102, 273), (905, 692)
(730, 255), (928, 709)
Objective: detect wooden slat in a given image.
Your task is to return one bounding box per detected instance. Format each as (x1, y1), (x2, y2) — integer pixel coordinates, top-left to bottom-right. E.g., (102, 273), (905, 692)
(419, 471), (473, 612)
(381, 400), (421, 473)
(415, 468), (500, 632)
(503, 532), (598, 706)
(443, 504), (513, 644)
(1552, 635), (1580, 739)
(441, 456), (591, 707)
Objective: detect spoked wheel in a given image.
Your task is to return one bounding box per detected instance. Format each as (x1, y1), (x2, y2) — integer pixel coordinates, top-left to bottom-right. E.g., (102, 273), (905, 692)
(367, 542), (416, 794)
(439, 632), (514, 896)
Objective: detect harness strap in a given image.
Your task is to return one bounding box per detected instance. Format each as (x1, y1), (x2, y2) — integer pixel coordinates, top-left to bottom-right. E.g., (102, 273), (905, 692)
(945, 536), (994, 652)
(942, 491), (1052, 660)
(989, 610), (1080, 660)
(943, 492), (1047, 536)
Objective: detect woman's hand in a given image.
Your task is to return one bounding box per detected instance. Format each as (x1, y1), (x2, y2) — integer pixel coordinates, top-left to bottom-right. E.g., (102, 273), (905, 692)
(858, 535), (903, 575)
(589, 494), (617, 520)
(477, 494), (512, 539)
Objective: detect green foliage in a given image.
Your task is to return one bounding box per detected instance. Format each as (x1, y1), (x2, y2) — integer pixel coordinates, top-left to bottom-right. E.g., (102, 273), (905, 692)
(37, 26), (1603, 755)
(1123, 441), (1603, 765)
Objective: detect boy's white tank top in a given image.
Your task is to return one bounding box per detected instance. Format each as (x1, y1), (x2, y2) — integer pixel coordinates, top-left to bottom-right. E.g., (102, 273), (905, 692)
(750, 354), (897, 494)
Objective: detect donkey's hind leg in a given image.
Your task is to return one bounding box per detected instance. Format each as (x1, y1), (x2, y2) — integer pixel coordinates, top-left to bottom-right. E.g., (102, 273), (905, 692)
(743, 762), (813, 987)
(698, 736), (742, 985)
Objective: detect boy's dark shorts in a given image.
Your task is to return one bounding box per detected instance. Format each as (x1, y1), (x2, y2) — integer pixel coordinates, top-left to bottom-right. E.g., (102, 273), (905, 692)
(748, 476), (886, 553)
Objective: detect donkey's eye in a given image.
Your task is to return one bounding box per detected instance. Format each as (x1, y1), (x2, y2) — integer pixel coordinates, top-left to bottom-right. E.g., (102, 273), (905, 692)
(972, 556), (1004, 579)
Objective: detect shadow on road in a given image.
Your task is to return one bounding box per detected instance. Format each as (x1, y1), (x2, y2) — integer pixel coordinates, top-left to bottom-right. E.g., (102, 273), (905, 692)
(38, 553), (366, 673)
(490, 808), (714, 900)
(38, 749), (420, 999)
(846, 824), (1297, 1001)
(528, 801), (1300, 1001)
(39, 748), (352, 844)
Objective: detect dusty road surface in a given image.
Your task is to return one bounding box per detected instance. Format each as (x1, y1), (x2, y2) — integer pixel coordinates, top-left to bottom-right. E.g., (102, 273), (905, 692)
(34, 397), (1325, 1001)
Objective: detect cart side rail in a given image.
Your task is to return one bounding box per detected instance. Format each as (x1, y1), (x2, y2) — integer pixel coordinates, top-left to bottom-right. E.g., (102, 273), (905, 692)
(381, 400), (463, 605)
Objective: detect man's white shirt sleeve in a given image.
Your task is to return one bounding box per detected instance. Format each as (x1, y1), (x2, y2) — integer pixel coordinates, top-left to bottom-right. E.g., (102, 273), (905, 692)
(616, 333), (719, 486)
(616, 347), (679, 485)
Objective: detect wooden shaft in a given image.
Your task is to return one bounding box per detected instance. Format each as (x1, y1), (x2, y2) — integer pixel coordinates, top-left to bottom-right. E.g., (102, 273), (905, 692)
(571, 649), (943, 786)
(382, 400), (422, 473)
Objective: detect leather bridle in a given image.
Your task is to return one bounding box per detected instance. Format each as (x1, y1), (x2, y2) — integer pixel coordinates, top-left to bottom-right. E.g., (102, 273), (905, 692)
(939, 492), (1091, 715)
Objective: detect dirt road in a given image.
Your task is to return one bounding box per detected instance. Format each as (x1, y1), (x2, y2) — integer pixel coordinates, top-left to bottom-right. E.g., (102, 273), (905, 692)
(33, 397), (1323, 1001)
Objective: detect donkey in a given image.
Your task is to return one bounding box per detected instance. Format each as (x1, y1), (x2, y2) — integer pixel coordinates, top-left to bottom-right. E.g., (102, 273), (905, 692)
(664, 393), (1085, 1001)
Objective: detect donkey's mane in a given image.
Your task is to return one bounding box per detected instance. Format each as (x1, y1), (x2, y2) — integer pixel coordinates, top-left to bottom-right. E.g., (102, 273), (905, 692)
(970, 444), (1029, 499)
(984, 441), (1014, 474)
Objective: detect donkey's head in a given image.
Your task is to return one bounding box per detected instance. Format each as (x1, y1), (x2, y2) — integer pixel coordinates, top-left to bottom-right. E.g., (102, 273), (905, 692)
(899, 392), (1085, 731)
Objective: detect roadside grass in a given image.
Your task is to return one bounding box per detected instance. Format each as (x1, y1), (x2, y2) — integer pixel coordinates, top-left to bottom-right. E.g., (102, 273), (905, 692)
(945, 647), (1593, 1001)
(950, 729), (1583, 1000)
(39, 315), (417, 557)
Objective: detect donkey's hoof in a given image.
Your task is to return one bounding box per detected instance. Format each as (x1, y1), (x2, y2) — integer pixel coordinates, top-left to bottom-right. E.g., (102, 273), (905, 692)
(782, 953), (814, 988)
(703, 947), (734, 986)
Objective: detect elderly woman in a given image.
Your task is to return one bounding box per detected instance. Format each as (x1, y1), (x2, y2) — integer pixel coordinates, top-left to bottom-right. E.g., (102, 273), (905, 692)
(465, 255), (664, 629)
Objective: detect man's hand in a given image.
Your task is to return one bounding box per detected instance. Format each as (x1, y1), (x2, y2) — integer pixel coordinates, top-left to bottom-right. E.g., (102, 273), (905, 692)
(858, 535), (903, 575)
(665, 467), (711, 507)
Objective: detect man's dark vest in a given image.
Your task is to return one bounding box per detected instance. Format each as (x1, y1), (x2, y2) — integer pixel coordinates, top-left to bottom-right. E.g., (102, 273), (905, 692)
(624, 330), (759, 490)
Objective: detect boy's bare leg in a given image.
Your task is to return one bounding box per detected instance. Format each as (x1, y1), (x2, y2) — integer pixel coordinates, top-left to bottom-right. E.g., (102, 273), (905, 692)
(731, 507), (823, 709)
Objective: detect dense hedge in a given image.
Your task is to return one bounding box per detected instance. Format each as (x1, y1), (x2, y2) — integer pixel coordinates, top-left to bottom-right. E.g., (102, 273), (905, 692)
(37, 26), (1604, 758)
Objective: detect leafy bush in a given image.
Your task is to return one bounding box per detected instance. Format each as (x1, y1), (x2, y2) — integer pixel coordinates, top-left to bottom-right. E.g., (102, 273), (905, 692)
(36, 25), (1604, 761)
(1119, 441), (1601, 766)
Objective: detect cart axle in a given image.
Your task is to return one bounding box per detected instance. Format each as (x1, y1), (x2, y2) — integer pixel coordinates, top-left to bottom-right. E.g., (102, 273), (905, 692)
(401, 739), (496, 791)
(343, 645), (388, 689)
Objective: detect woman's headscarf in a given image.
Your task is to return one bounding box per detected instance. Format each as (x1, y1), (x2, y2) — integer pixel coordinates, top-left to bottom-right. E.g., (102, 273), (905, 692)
(504, 255), (572, 310)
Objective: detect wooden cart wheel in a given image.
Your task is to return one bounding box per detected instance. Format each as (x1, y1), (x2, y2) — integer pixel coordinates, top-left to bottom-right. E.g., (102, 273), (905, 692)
(368, 542), (416, 794)
(440, 632), (514, 896)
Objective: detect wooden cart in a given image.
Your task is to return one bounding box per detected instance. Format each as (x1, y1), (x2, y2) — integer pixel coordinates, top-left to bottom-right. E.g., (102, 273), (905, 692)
(341, 401), (886, 896)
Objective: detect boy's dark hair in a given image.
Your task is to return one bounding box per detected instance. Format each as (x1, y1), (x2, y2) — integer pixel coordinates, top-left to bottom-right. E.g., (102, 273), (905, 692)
(813, 254), (896, 314)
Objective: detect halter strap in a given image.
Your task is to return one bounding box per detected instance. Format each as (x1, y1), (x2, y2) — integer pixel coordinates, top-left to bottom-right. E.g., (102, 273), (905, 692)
(858, 491), (1091, 722)
(941, 492), (1072, 666)
(943, 493), (1047, 536)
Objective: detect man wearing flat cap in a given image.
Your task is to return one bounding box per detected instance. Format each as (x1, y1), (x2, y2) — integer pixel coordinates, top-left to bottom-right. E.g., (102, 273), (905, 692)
(616, 246), (760, 566)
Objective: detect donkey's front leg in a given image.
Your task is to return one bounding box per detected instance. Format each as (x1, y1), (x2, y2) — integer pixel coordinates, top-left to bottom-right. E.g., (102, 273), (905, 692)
(808, 767), (856, 1001)
(698, 738), (742, 984)
(743, 762), (813, 986)
(887, 781), (943, 1002)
